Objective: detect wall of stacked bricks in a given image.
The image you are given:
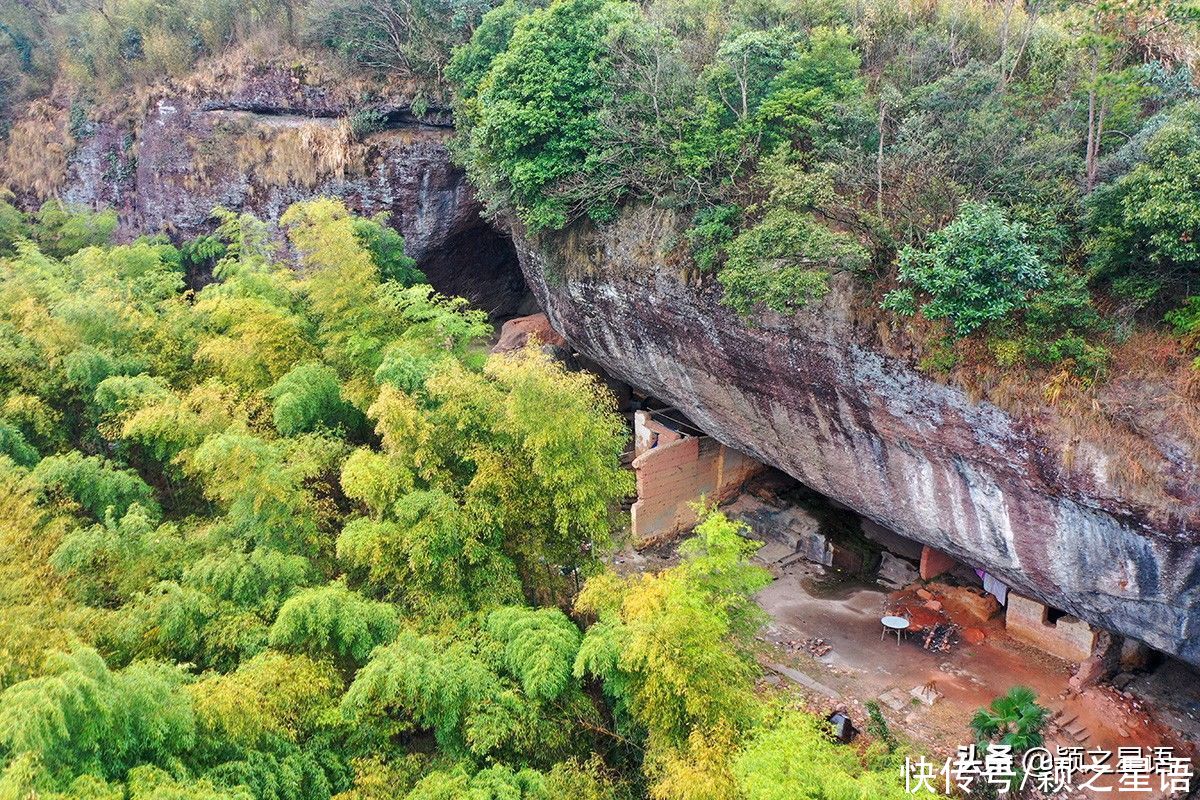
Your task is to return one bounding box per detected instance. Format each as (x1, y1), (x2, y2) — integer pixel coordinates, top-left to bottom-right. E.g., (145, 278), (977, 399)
(630, 429), (765, 543)
(1005, 592), (1097, 663)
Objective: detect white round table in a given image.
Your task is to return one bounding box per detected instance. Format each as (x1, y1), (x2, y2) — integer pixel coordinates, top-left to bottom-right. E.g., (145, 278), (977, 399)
(881, 615), (910, 646)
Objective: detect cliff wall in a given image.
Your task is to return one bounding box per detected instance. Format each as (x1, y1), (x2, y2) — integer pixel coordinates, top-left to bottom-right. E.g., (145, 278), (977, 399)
(3, 55), (530, 316)
(511, 206), (1200, 666)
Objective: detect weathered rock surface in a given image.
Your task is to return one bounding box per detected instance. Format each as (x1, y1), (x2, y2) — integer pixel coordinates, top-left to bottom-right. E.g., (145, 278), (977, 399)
(15, 58), (530, 316)
(511, 206), (1200, 666)
(491, 313), (567, 354)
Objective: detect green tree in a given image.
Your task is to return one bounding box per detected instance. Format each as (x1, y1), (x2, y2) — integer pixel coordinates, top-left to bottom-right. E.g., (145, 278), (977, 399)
(485, 606), (582, 702)
(33, 202), (118, 259)
(755, 27), (865, 151)
(336, 490), (524, 615)
(353, 214), (426, 286)
(447, 0), (540, 109)
(30, 452), (160, 521)
(1086, 101), (1200, 301)
(884, 201), (1049, 336)
(0, 199), (29, 257)
(0, 648), (195, 785)
(282, 198), (406, 381)
(268, 582), (400, 667)
(184, 548), (317, 616)
(0, 419), (38, 466)
(302, 0), (492, 82)
(455, 0), (640, 231)
(574, 509), (769, 752)
(719, 154), (867, 315)
(404, 765), (548, 800)
(50, 504), (184, 607)
(268, 362), (366, 437)
(341, 630), (505, 757)
(734, 710), (926, 800)
(189, 651), (341, 750)
(358, 348), (631, 607)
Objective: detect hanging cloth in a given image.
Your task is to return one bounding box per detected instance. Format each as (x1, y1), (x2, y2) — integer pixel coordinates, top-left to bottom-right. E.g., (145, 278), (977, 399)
(982, 572), (1008, 606)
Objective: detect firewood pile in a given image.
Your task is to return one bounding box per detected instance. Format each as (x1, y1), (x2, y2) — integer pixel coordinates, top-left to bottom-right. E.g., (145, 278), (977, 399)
(804, 638), (832, 657)
(921, 623), (959, 653)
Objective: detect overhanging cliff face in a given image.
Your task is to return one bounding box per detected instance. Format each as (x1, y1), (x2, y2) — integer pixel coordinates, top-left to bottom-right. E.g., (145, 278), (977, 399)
(511, 206), (1200, 666)
(18, 59), (529, 316)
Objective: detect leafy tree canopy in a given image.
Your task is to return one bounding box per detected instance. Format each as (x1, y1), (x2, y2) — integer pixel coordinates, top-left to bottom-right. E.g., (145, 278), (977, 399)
(884, 202), (1049, 336)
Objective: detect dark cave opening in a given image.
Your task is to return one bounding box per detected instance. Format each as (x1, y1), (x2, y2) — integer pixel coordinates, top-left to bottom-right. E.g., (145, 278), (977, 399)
(415, 222), (536, 322)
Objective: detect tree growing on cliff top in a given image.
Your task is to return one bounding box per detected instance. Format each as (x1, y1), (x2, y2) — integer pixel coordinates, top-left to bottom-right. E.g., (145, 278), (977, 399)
(1085, 101), (1200, 305)
(883, 202), (1049, 336)
(452, 0), (640, 231)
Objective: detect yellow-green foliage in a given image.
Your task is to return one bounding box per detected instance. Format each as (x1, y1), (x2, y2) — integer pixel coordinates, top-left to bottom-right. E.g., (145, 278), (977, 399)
(574, 508), (921, 800)
(338, 344), (633, 614)
(195, 294), (319, 390)
(0, 461), (93, 691)
(0, 195), (918, 800)
(190, 651), (342, 748)
(733, 711), (934, 800)
(574, 509), (769, 754)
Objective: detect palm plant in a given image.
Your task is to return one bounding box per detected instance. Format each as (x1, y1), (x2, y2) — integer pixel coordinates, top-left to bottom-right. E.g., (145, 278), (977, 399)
(970, 685), (1049, 752)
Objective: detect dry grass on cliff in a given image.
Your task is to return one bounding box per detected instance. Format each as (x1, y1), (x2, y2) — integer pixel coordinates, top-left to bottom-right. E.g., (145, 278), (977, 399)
(0, 99), (71, 200)
(860, 290), (1199, 515)
(542, 205), (689, 282)
(184, 115), (370, 195)
(165, 39), (428, 114)
(232, 120), (368, 189)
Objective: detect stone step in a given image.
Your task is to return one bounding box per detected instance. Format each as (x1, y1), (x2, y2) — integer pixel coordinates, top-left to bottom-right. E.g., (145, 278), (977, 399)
(1064, 720), (1089, 739)
(1054, 712), (1078, 729)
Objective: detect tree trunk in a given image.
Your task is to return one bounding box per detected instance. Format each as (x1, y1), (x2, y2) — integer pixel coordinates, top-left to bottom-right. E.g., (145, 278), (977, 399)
(876, 94), (886, 217)
(1084, 52), (1099, 192)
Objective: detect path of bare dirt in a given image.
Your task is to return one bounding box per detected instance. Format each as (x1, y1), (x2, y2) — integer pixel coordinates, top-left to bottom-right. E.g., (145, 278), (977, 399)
(611, 486), (1199, 799)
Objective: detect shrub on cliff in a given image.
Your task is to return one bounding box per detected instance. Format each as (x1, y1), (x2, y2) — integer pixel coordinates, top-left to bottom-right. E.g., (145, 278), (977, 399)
(304, 0), (494, 81)
(1085, 101), (1200, 305)
(884, 202), (1048, 337)
(32, 201), (118, 259)
(348, 109), (387, 140)
(719, 151), (868, 316)
(1166, 295), (1200, 369)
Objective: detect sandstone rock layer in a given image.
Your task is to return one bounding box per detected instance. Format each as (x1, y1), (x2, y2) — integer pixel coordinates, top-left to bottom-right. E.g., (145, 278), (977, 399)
(512, 207), (1200, 666)
(15, 60), (530, 316)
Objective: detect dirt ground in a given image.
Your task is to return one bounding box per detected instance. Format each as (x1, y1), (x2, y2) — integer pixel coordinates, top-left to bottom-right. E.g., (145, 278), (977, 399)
(611, 486), (1200, 800)
(753, 561), (1194, 798)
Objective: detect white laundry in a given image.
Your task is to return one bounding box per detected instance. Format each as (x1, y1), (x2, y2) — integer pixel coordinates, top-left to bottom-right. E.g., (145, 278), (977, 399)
(982, 572), (1009, 606)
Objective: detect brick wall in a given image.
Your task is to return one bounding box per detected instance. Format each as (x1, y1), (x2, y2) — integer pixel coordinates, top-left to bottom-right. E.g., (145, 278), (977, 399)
(630, 432), (764, 544)
(920, 545), (959, 580)
(633, 410), (684, 457)
(1006, 593), (1096, 664)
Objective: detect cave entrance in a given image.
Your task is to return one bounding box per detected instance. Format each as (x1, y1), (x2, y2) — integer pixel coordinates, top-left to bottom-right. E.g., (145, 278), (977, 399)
(415, 221), (536, 322)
